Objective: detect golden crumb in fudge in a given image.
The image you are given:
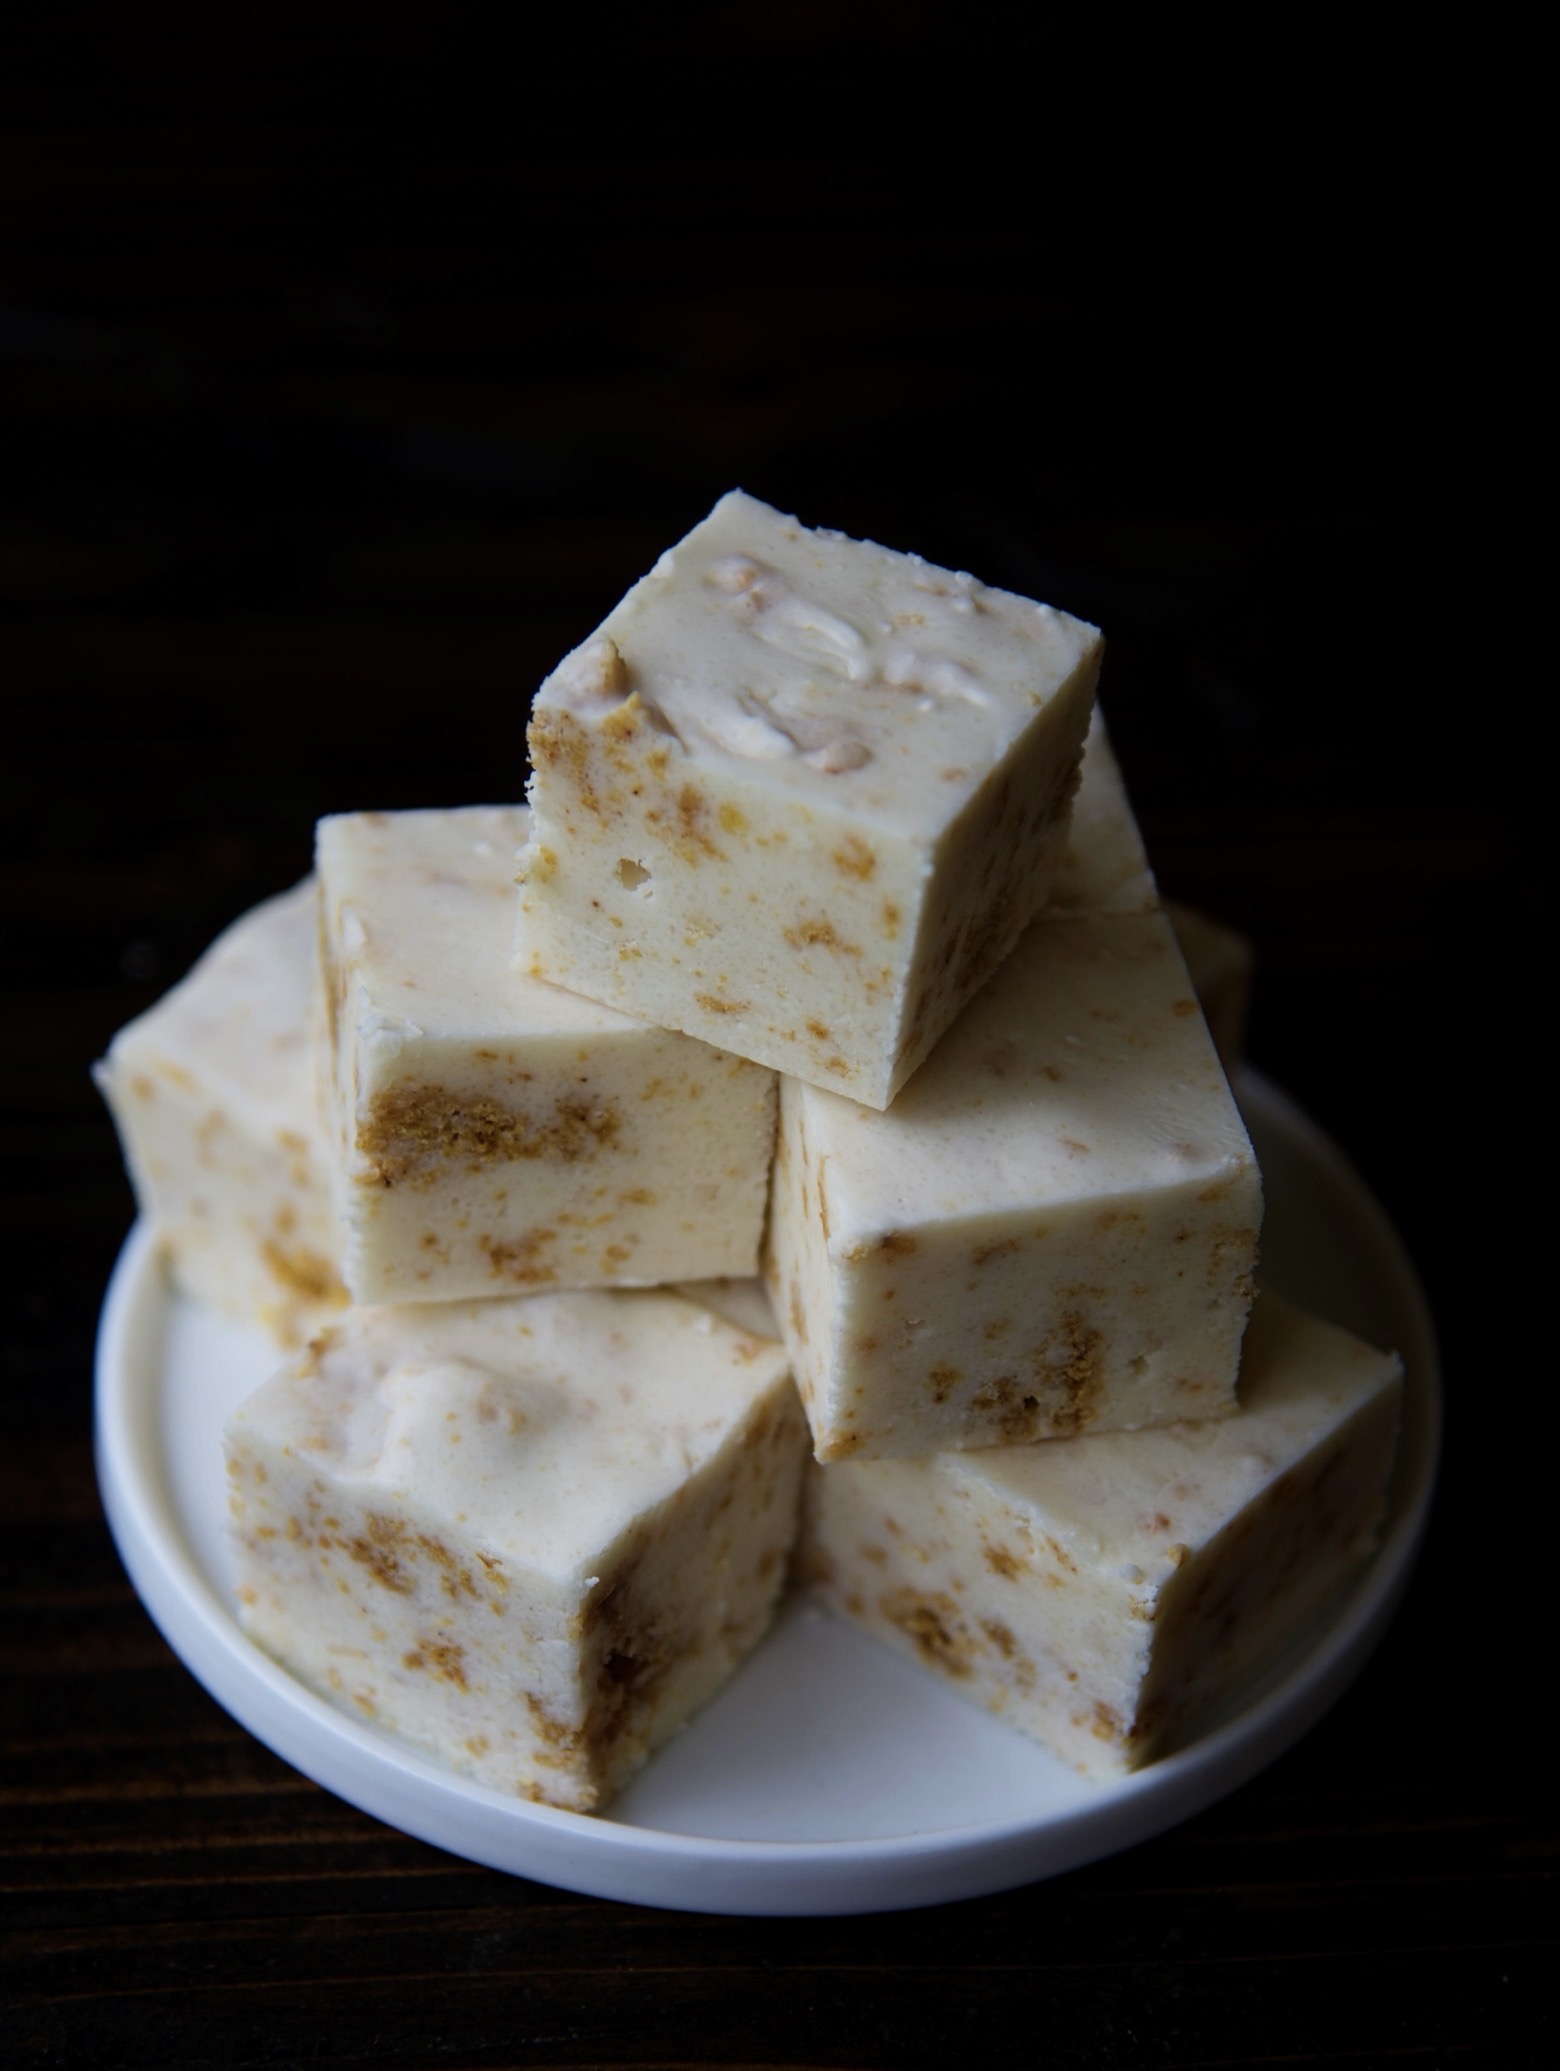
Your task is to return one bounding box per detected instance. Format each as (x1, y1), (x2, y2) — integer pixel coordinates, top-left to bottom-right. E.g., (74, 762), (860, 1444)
(1027, 1313), (1106, 1435)
(878, 1588), (975, 1678)
(968, 1376), (1044, 1441)
(478, 1228), (559, 1286)
(358, 1084), (622, 1187)
(830, 834), (878, 880)
(261, 1236), (348, 1309)
(782, 915), (863, 958)
(982, 1540), (1027, 1580)
(401, 1638), (470, 1690)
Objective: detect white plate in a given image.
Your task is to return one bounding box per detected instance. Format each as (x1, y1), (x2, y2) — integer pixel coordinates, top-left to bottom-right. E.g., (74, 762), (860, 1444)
(94, 1068), (1439, 1916)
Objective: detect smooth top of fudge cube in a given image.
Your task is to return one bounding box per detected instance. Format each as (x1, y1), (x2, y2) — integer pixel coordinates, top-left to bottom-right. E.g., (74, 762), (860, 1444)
(98, 880), (318, 1135)
(806, 908), (1250, 1236)
(1046, 710), (1160, 919)
(229, 1291), (793, 1582)
(532, 489), (1102, 840)
(318, 805), (638, 1044)
(963, 1295), (1401, 1583)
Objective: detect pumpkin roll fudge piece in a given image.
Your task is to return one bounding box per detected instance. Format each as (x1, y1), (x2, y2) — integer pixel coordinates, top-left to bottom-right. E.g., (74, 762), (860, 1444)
(766, 907), (1261, 1461)
(519, 489), (1101, 1109)
(802, 1293), (1403, 1776)
(93, 880), (347, 1346)
(226, 1289), (807, 1812)
(317, 805), (776, 1303)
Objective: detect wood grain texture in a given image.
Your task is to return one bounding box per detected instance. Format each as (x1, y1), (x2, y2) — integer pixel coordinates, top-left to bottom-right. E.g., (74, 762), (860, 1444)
(1, 12), (1544, 2067)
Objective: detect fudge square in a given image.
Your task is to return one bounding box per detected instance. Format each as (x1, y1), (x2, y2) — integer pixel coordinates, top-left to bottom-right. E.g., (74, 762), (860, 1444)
(802, 1293), (1403, 1776)
(94, 880), (347, 1346)
(519, 489), (1102, 1109)
(318, 805), (776, 1303)
(226, 1290), (808, 1812)
(765, 907), (1261, 1461)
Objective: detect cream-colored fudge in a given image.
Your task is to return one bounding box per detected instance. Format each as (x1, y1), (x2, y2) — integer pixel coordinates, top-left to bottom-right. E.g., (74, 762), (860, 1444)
(226, 1289), (808, 1812)
(1045, 710), (1159, 920)
(318, 805), (776, 1303)
(94, 881), (347, 1345)
(519, 489), (1102, 1109)
(1166, 901), (1254, 1072)
(672, 1276), (782, 1341)
(803, 1293), (1402, 1775)
(766, 907), (1261, 1460)
(1049, 712), (1248, 1064)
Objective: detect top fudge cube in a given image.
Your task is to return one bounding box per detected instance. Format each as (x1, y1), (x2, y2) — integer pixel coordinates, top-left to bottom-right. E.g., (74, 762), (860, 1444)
(520, 490), (1102, 1109)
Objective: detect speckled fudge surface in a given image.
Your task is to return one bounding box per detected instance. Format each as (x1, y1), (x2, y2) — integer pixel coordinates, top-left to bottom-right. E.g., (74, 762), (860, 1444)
(226, 1289), (807, 1812)
(519, 489), (1101, 1108)
(93, 880), (347, 1346)
(317, 805), (776, 1303)
(802, 1293), (1402, 1775)
(765, 906), (1261, 1461)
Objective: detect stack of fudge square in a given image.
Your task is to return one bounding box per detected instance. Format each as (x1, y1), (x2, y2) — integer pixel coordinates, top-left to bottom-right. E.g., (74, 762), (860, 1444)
(97, 491), (1403, 1816)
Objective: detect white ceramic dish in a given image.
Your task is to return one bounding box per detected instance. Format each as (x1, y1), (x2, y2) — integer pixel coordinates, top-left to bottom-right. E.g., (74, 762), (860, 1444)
(95, 1068), (1438, 1916)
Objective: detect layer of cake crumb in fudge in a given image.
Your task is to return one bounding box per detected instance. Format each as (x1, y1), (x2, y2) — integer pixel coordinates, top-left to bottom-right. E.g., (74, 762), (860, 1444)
(318, 805), (776, 1303)
(802, 1293), (1402, 1776)
(519, 489), (1102, 1109)
(94, 880), (347, 1346)
(766, 906), (1261, 1461)
(226, 1289), (808, 1812)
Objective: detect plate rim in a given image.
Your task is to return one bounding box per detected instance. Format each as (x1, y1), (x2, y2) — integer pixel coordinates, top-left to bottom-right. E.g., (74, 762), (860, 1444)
(93, 1066), (1441, 1915)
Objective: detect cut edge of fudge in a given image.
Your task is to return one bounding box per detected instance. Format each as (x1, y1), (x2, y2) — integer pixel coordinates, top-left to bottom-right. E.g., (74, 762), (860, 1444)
(800, 1291), (1403, 1777)
(316, 804), (777, 1304)
(519, 488), (1102, 1108)
(765, 907), (1262, 1462)
(225, 1289), (810, 1813)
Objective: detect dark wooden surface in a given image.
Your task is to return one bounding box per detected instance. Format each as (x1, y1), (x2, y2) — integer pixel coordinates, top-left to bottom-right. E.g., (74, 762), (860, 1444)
(2, 14), (1546, 2068)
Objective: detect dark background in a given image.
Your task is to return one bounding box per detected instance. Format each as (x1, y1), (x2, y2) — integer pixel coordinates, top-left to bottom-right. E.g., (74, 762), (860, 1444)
(2, 8), (1544, 2068)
